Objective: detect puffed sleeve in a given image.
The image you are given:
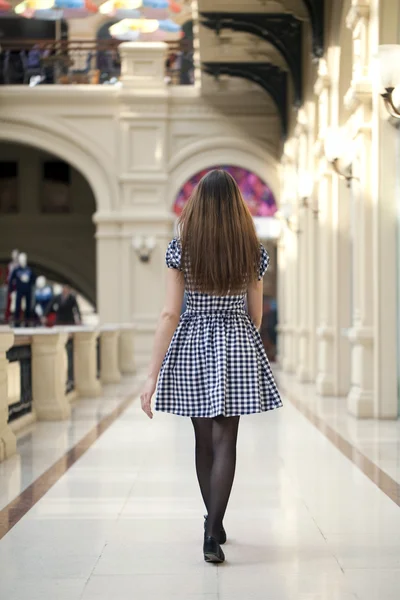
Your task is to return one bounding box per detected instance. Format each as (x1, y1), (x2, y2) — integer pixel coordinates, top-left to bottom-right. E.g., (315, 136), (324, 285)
(165, 238), (182, 271)
(258, 244), (270, 280)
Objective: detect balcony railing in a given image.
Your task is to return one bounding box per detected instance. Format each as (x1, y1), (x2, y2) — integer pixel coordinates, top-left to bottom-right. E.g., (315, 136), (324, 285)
(6, 336), (33, 423)
(0, 39), (194, 86)
(65, 336), (74, 395)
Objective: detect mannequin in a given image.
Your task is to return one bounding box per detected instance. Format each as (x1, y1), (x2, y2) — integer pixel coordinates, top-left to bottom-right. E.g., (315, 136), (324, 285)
(5, 249), (19, 322)
(8, 252), (36, 325)
(34, 276), (53, 322)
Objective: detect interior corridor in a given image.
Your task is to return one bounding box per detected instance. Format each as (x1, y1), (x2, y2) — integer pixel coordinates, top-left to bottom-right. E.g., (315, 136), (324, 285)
(1, 375), (400, 600)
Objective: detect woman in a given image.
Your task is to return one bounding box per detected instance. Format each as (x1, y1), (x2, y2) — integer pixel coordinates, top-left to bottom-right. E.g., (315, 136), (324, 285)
(140, 170), (282, 564)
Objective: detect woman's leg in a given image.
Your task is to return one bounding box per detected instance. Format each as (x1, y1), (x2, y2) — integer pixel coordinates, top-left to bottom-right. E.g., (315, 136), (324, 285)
(191, 417), (214, 512)
(205, 415), (240, 539)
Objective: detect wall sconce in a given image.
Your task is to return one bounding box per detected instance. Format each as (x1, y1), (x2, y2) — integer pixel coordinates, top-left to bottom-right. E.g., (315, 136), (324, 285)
(275, 202), (301, 235)
(324, 128), (355, 187)
(298, 171), (318, 217)
(132, 236), (156, 262)
(376, 45), (400, 120)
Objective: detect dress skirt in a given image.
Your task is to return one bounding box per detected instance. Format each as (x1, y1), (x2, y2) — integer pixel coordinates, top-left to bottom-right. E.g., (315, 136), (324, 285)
(155, 292), (282, 418)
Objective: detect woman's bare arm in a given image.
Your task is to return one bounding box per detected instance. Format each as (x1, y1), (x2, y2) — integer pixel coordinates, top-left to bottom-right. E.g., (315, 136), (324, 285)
(247, 279), (264, 330)
(141, 268), (185, 418)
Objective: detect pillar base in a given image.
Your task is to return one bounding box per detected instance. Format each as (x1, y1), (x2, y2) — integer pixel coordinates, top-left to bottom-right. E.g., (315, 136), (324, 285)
(77, 382), (102, 398)
(35, 403), (71, 421)
(316, 374), (334, 396)
(282, 358), (294, 373)
(0, 422), (17, 462)
(347, 386), (373, 418)
(296, 366), (310, 383)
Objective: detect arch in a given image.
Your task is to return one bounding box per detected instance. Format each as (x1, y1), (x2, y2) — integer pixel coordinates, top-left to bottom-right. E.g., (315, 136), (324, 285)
(168, 137), (280, 210)
(0, 114), (117, 213)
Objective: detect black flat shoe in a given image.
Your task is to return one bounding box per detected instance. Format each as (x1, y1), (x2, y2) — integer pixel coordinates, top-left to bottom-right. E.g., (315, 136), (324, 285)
(204, 515), (227, 545)
(203, 536), (225, 563)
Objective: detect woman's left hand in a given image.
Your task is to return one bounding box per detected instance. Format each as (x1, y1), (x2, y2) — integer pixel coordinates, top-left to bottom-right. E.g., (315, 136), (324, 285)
(140, 377), (157, 419)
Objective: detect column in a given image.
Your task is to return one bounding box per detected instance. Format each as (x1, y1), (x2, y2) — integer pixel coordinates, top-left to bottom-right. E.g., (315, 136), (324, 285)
(73, 329), (102, 397)
(345, 3), (375, 416)
(347, 120), (374, 416)
(296, 206), (310, 382)
(117, 41), (172, 369)
(100, 327), (121, 384)
(0, 327), (17, 462)
(306, 204), (319, 381)
(369, 0), (400, 420)
(31, 330), (70, 421)
(276, 237), (286, 368)
(316, 163), (335, 395)
(119, 325), (135, 374)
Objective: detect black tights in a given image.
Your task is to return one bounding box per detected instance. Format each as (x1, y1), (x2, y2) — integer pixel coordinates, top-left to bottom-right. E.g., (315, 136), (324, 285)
(191, 415), (240, 539)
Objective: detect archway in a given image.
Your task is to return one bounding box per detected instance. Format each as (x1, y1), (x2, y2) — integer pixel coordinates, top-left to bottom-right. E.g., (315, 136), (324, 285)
(173, 164), (277, 217)
(0, 141), (97, 323)
(168, 137), (280, 208)
(0, 115), (116, 214)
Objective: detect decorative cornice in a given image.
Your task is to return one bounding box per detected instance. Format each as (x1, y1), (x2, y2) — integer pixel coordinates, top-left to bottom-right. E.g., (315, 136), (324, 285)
(346, 0), (370, 31)
(200, 12), (303, 105)
(314, 73), (331, 96)
(202, 62), (288, 138)
(344, 79), (373, 112)
(302, 0), (325, 58)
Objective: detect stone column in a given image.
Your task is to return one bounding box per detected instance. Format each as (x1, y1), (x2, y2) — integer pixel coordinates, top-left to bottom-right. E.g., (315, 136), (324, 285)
(73, 329), (102, 397)
(0, 327), (17, 462)
(119, 41), (167, 89)
(314, 63), (337, 396)
(344, 3), (375, 416)
(306, 205), (319, 382)
(31, 330), (70, 421)
(116, 41), (172, 369)
(316, 161), (335, 395)
(296, 206), (310, 382)
(346, 109), (374, 417)
(119, 325), (135, 374)
(276, 237), (286, 368)
(370, 0), (400, 420)
(100, 327), (121, 384)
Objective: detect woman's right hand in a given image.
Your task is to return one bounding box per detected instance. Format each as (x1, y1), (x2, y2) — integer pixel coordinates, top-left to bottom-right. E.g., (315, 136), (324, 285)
(140, 376), (157, 419)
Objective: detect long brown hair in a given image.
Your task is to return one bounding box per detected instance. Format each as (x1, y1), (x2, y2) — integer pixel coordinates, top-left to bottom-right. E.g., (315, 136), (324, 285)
(178, 169), (260, 294)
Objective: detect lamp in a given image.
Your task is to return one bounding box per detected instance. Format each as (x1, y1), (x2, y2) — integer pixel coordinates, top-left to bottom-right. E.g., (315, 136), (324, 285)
(298, 171), (318, 217)
(275, 202), (301, 235)
(375, 45), (400, 120)
(324, 128), (354, 187)
(132, 235), (156, 262)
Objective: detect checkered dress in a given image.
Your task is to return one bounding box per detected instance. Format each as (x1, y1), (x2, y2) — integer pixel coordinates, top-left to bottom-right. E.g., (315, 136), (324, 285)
(155, 238), (282, 418)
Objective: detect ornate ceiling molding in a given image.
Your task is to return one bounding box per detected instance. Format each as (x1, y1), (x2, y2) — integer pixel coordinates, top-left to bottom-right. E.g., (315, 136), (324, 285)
(200, 12), (303, 105)
(302, 0), (325, 58)
(202, 62), (288, 138)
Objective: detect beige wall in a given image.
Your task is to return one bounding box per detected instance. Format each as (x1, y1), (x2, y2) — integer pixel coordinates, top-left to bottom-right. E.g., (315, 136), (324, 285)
(0, 143), (96, 303)
(0, 42), (280, 367)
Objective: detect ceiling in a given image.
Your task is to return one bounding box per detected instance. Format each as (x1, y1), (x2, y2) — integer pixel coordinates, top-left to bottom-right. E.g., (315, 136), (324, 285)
(196, 0), (325, 142)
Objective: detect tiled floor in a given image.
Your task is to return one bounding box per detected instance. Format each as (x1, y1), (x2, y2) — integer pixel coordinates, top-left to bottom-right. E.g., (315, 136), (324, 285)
(278, 371), (400, 485)
(0, 376), (141, 511)
(1, 378), (400, 599)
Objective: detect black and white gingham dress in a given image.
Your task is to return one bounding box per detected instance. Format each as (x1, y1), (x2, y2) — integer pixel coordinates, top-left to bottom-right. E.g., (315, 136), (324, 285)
(155, 239), (282, 418)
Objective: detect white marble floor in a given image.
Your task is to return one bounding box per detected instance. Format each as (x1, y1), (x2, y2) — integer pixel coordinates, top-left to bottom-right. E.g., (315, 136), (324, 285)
(278, 371), (400, 485)
(1, 391), (400, 600)
(0, 376), (141, 511)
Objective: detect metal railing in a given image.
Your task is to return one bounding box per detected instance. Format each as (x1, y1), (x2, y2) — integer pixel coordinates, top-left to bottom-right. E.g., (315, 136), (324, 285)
(6, 337), (33, 422)
(0, 39), (194, 86)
